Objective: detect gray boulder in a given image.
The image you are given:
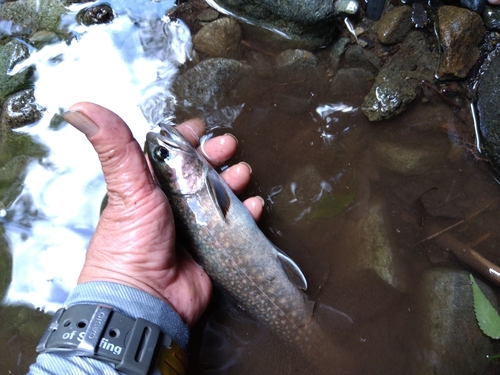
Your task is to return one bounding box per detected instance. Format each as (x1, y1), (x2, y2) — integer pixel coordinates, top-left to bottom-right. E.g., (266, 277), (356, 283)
(205, 0), (337, 50)
(414, 268), (494, 375)
(477, 52), (500, 175)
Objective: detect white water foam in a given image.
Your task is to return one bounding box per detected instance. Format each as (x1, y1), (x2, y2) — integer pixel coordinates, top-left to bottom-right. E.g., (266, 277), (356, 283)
(2, 1), (191, 312)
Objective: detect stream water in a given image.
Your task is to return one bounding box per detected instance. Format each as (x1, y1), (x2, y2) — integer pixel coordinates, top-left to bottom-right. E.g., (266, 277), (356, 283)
(1, 1), (500, 374)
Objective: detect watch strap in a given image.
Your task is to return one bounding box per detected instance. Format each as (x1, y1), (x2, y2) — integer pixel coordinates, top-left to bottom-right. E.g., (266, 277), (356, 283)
(36, 304), (187, 375)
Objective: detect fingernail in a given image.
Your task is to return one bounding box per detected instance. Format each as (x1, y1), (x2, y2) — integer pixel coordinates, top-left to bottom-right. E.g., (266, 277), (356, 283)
(239, 161), (252, 174)
(63, 110), (99, 137)
(256, 196), (265, 206)
(224, 133), (238, 145)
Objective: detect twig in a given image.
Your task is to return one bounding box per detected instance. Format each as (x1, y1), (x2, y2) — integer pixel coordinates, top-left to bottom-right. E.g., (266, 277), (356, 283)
(420, 202), (494, 242)
(428, 224), (500, 286)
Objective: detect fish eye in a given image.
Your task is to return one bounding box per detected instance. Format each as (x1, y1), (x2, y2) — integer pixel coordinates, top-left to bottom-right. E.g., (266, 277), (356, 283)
(154, 146), (169, 161)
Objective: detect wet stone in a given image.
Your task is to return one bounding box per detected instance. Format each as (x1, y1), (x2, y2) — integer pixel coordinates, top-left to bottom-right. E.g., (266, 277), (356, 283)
(206, 0), (338, 50)
(377, 5), (412, 45)
(414, 268), (493, 375)
(1, 89), (44, 129)
(411, 3), (429, 29)
(365, 0), (386, 20)
(477, 52), (500, 175)
(192, 17), (242, 58)
(437, 6), (485, 80)
(362, 31), (438, 121)
(329, 37), (350, 72)
(77, 4), (115, 26)
(460, 0), (487, 14)
(0, 40), (33, 103)
(335, 0), (359, 15)
(483, 4), (500, 30)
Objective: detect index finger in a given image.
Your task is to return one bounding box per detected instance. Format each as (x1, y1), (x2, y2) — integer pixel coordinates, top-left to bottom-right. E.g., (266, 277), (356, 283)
(174, 119), (238, 167)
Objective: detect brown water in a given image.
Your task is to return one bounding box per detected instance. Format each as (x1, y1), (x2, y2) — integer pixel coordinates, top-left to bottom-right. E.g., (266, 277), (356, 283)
(182, 70), (500, 374)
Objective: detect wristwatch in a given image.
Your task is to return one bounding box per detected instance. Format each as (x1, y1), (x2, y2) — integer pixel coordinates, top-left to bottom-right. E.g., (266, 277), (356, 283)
(36, 304), (188, 375)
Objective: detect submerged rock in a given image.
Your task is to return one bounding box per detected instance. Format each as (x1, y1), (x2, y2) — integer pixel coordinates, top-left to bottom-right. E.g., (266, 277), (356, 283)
(205, 0), (337, 50)
(362, 31), (437, 121)
(414, 268), (493, 375)
(477, 52), (500, 176)
(330, 68), (374, 97)
(350, 199), (408, 291)
(437, 6), (485, 80)
(371, 139), (446, 175)
(173, 58), (251, 109)
(192, 17), (242, 58)
(275, 49), (318, 82)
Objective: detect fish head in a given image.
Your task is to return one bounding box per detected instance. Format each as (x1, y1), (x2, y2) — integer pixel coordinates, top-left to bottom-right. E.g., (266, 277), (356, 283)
(145, 126), (206, 196)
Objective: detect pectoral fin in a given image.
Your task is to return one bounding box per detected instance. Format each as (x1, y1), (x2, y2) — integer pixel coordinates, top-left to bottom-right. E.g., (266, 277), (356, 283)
(206, 170), (231, 219)
(277, 250), (308, 290)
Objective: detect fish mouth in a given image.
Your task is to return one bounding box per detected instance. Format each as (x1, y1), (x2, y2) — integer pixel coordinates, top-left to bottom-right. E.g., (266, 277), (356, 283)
(147, 125), (192, 150)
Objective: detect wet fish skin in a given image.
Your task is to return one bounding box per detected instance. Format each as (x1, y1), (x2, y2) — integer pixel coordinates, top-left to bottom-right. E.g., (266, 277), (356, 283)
(144, 126), (339, 362)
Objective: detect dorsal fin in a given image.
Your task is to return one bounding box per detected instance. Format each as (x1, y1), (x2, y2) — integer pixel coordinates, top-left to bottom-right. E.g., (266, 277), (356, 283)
(277, 251), (308, 290)
(206, 170), (231, 219)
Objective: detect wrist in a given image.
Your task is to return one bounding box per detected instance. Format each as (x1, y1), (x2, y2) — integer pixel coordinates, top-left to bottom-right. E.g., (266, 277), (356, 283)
(37, 304), (188, 375)
(77, 268), (168, 307)
(65, 281), (189, 350)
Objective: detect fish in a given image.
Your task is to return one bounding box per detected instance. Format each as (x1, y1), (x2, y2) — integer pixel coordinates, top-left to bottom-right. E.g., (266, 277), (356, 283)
(144, 126), (350, 369)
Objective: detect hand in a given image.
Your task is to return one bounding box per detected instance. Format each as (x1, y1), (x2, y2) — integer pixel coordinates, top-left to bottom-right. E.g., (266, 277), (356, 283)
(63, 102), (263, 327)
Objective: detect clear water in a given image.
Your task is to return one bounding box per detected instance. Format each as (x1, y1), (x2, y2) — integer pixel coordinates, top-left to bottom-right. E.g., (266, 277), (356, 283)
(1, 1), (500, 374)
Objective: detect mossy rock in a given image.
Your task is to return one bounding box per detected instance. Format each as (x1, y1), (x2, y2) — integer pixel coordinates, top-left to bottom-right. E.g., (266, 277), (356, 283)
(0, 0), (68, 36)
(0, 40), (34, 103)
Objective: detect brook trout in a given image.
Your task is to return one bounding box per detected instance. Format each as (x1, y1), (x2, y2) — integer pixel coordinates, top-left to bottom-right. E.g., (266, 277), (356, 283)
(144, 126), (347, 368)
